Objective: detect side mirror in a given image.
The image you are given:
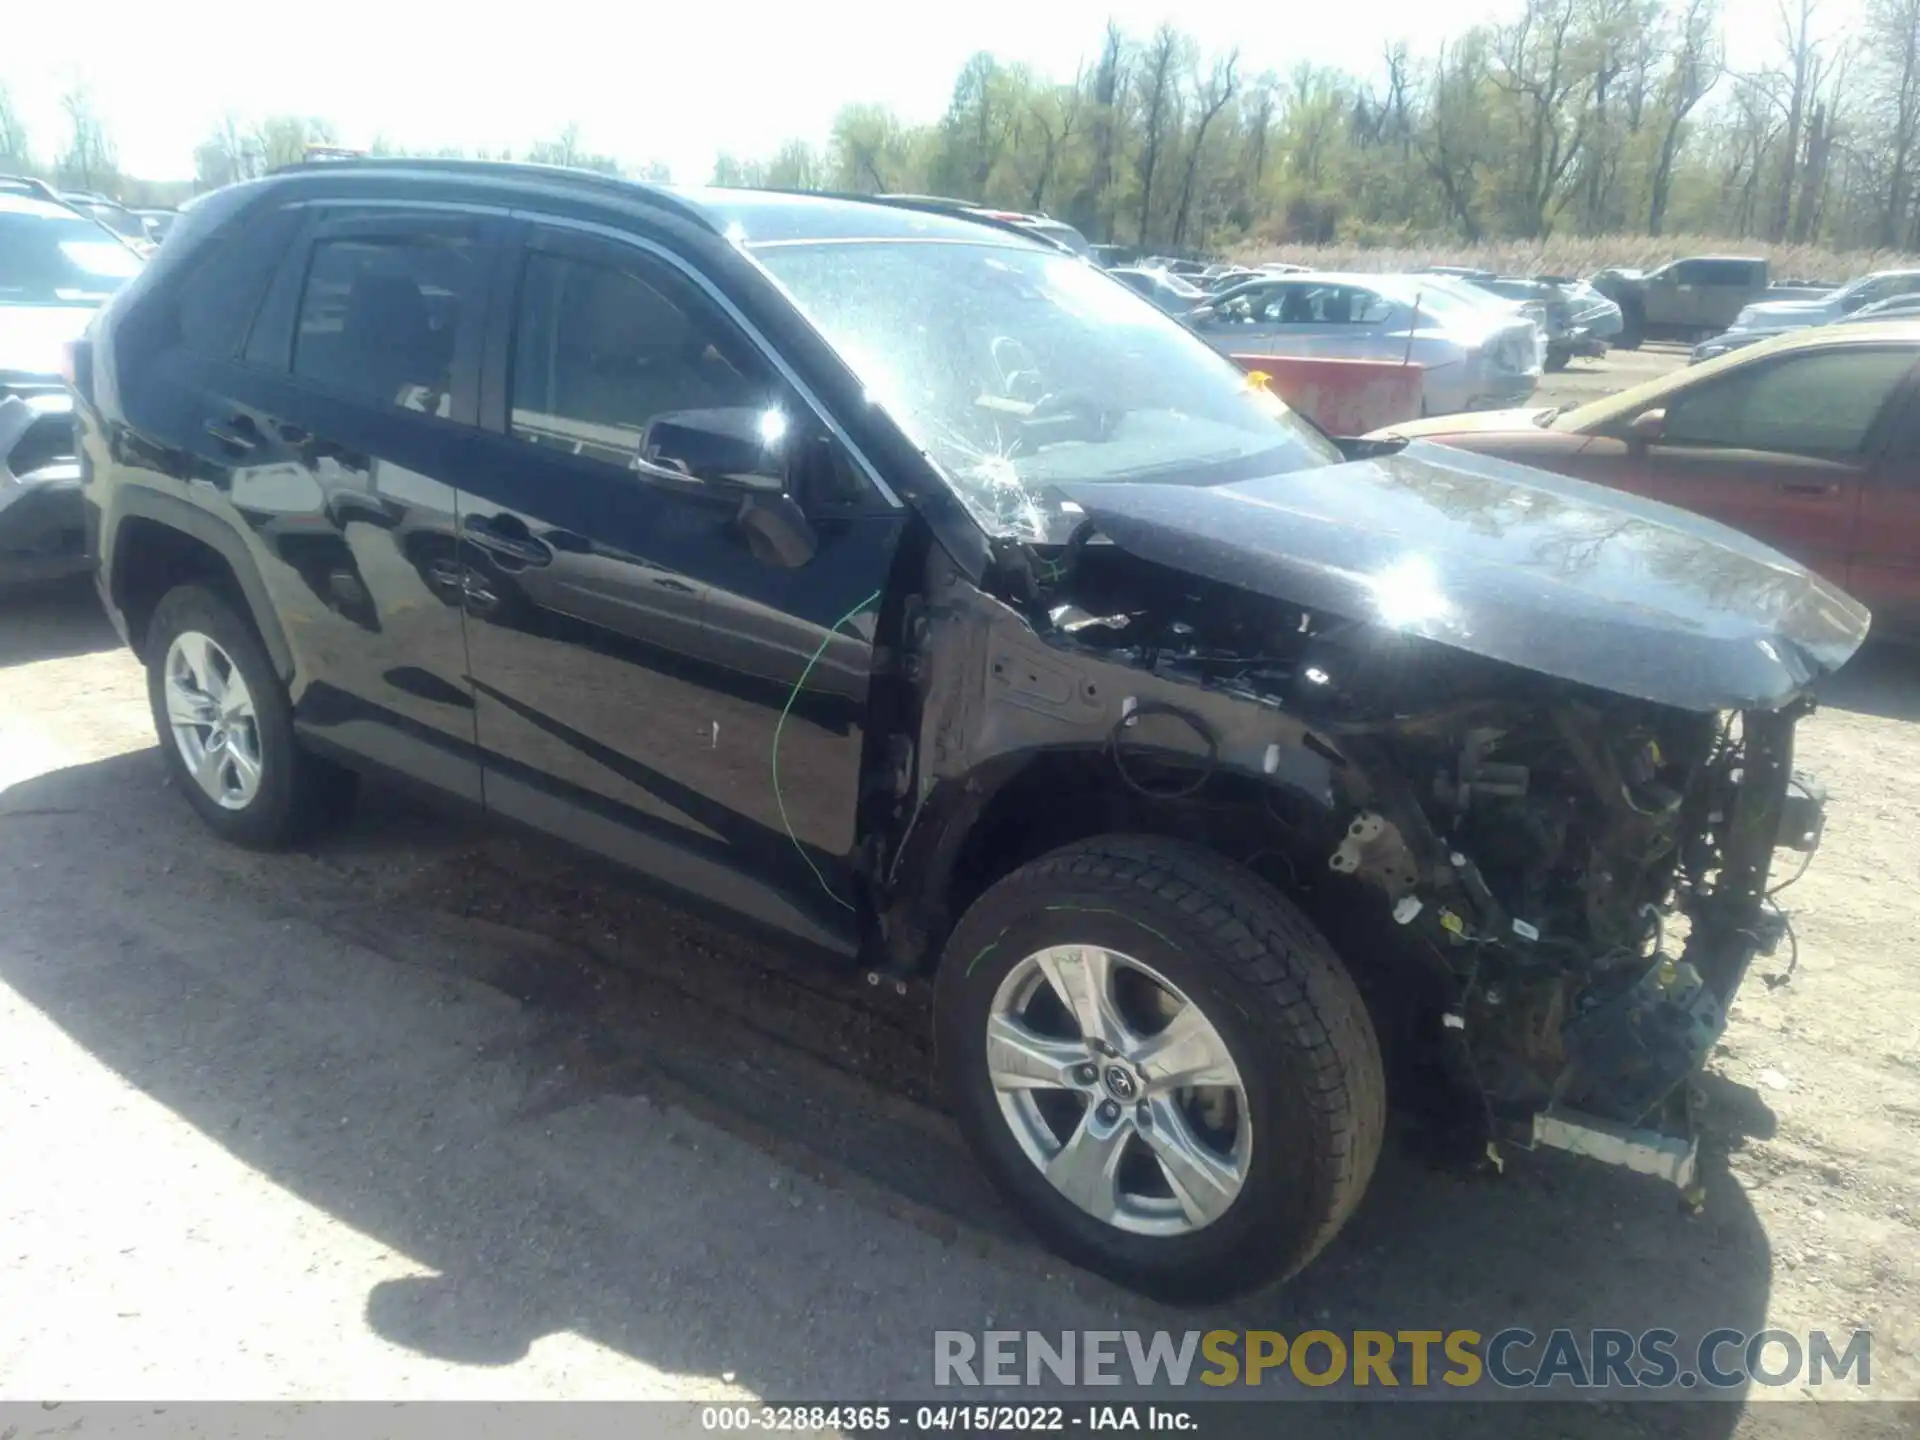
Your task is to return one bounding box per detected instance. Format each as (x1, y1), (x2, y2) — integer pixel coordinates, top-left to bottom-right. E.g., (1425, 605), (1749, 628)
(638, 407), (789, 499)
(735, 491), (817, 568)
(1627, 408), (1667, 448)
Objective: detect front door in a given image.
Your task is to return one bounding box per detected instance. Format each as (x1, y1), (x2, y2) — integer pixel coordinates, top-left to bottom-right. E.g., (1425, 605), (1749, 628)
(1849, 379), (1920, 640)
(456, 223), (905, 954)
(1565, 344), (1916, 590)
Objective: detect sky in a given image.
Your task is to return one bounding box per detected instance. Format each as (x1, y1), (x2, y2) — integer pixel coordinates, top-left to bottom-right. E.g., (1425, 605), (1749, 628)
(3, 0), (1861, 187)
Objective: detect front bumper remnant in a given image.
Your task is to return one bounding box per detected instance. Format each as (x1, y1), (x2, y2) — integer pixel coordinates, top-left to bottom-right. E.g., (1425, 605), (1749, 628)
(1529, 1107), (1698, 1191)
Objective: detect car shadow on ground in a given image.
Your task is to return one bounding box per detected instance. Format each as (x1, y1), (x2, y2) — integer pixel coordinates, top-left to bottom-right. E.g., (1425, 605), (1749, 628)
(0, 578), (119, 666)
(0, 746), (1815, 1435)
(1817, 642), (1920, 723)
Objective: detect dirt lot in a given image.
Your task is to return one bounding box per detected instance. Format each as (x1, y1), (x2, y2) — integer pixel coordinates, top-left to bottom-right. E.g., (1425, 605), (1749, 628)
(1535, 343), (1692, 411)
(2, 348), (1917, 1434)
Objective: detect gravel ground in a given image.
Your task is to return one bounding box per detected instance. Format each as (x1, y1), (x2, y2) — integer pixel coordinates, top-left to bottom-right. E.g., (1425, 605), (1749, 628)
(2, 350), (1917, 1434)
(1534, 344), (1692, 411)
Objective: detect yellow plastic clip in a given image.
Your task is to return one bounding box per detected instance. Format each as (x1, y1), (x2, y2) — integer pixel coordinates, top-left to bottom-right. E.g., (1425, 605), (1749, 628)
(1440, 909), (1466, 937)
(1244, 369), (1273, 392)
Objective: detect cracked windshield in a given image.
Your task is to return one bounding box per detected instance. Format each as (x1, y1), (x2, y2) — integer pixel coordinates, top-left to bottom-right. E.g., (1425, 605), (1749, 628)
(757, 240), (1338, 541)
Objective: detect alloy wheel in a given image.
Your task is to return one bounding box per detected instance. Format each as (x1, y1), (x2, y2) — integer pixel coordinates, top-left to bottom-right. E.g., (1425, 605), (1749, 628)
(163, 630), (264, 811)
(986, 945), (1251, 1236)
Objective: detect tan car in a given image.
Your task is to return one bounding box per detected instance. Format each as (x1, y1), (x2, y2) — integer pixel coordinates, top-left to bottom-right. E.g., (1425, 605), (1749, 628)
(1366, 323), (1920, 639)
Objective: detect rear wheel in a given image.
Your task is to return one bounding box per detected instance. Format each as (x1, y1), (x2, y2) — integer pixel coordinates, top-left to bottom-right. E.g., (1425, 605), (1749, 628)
(1615, 303), (1645, 350)
(144, 584), (354, 848)
(936, 836), (1385, 1302)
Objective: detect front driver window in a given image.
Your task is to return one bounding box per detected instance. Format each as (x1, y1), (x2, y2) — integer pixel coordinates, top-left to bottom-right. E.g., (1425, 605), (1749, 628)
(1660, 347), (1917, 456)
(510, 249), (791, 492)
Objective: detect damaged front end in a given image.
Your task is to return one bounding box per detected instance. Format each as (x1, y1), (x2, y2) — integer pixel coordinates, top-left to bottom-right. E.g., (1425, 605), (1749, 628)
(885, 442), (1867, 1194)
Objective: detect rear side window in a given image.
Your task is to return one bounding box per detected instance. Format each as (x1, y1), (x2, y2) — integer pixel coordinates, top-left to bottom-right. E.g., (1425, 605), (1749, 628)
(291, 236), (476, 414)
(1257, 285), (1390, 325)
(1670, 259), (1762, 287)
(1661, 347), (1916, 456)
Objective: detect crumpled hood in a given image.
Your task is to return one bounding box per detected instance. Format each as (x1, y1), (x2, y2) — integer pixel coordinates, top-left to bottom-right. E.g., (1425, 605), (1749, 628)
(0, 303), (95, 378)
(1056, 441), (1869, 713)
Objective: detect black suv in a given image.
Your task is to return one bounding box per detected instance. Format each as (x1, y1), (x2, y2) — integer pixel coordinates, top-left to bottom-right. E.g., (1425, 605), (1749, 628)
(77, 161), (1864, 1301)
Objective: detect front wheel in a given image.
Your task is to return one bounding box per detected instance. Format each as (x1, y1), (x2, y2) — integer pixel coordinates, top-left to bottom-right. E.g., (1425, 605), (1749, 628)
(935, 837), (1385, 1302)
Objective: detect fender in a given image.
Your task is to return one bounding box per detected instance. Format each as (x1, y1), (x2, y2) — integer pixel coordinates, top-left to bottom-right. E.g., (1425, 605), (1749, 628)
(103, 483), (297, 682)
(873, 550), (1349, 974)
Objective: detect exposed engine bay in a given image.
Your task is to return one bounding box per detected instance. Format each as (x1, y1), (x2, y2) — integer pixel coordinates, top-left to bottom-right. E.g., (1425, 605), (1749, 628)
(892, 520), (1828, 1189)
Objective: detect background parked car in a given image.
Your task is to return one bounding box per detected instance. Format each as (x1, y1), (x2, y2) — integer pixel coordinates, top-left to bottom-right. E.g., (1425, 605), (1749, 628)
(1717, 268), (1920, 342)
(1364, 324), (1920, 639)
(134, 208), (180, 246)
(1108, 265), (1208, 315)
(876, 194), (1092, 256)
(1191, 271), (1542, 415)
(1692, 292), (1920, 362)
(1589, 255), (1831, 349)
(0, 188), (145, 581)
(1423, 268), (1621, 370)
(56, 192), (155, 256)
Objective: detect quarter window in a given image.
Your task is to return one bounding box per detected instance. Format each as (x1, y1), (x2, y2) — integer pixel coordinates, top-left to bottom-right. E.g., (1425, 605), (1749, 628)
(1659, 348), (1916, 456)
(291, 236), (477, 414)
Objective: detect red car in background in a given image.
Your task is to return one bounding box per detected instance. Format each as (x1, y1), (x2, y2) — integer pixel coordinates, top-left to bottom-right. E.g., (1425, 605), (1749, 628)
(1368, 323), (1920, 641)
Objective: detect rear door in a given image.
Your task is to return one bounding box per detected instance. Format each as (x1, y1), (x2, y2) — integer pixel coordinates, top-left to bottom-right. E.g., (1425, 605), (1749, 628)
(214, 206), (505, 798)
(1566, 344), (1915, 588)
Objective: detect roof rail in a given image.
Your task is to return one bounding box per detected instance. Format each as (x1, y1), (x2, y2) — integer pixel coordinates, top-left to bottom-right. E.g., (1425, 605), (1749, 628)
(265, 156), (717, 232)
(743, 187), (1076, 253)
(0, 174), (62, 203)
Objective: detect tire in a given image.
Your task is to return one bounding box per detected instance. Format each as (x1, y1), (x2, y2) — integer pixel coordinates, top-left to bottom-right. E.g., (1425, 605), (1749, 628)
(935, 836), (1385, 1303)
(144, 583), (354, 848)
(1615, 304), (1645, 351)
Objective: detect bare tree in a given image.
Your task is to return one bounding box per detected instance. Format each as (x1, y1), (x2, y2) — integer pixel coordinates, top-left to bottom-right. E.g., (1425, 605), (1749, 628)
(1489, 0), (1591, 236)
(1867, 0), (1920, 243)
(1417, 37), (1497, 241)
(1647, 0), (1721, 234)
(0, 84), (29, 169)
(1769, 0), (1824, 239)
(1170, 49), (1239, 248)
(1021, 72), (1084, 211)
(59, 85), (118, 192)
(1133, 24), (1183, 245)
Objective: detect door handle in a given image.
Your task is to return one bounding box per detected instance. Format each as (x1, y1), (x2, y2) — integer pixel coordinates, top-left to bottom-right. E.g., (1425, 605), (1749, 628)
(1780, 481), (1839, 496)
(462, 513), (553, 567)
(204, 414), (259, 452)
